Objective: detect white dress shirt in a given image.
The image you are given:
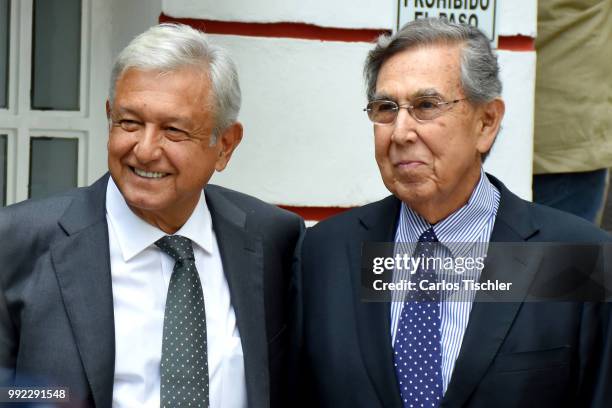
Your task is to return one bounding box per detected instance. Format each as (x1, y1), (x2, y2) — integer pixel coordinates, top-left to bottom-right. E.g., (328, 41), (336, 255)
(106, 178), (247, 408)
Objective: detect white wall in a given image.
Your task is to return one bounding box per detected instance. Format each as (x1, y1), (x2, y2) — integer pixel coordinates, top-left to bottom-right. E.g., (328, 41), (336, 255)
(164, 0), (537, 35)
(209, 35), (387, 206)
(161, 0), (537, 204)
(484, 50), (536, 200)
(163, 0), (395, 29)
(498, 1), (537, 37)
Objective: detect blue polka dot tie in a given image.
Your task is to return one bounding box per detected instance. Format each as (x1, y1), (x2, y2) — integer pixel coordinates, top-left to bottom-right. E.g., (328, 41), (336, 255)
(156, 235), (209, 408)
(393, 227), (443, 408)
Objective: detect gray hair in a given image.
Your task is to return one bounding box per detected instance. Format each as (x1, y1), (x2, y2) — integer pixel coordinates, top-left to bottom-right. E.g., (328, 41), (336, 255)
(109, 23), (241, 144)
(364, 18), (502, 104)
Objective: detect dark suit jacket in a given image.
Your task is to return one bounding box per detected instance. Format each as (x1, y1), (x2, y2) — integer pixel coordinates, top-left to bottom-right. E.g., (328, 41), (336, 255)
(0, 174), (304, 408)
(290, 175), (611, 408)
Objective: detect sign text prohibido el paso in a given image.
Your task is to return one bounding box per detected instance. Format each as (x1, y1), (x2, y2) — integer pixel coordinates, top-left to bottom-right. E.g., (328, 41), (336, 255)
(397, 0), (498, 47)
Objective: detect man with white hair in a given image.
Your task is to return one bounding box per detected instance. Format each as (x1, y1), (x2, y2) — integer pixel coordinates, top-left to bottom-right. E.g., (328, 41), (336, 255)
(0, 24), (303, 408)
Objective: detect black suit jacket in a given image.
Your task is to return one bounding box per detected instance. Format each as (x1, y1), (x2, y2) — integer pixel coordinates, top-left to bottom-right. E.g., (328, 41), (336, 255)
(0, 174), (304, 408)
(290, 175), (611, 407)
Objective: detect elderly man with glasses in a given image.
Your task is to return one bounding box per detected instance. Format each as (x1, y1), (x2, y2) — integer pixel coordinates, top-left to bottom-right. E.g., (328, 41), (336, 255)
(289, 18), (611, 408)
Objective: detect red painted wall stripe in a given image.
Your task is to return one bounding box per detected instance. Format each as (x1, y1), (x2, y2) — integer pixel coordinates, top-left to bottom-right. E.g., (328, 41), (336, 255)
(278, 205), (351, 222)
(497, 35), (535, 51)
(160, 14), (534, 50)
(159, 14), (388, 43)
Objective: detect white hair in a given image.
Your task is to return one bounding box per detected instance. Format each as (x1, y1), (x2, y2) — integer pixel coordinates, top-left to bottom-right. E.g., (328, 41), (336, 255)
(109, 23), (241, 143)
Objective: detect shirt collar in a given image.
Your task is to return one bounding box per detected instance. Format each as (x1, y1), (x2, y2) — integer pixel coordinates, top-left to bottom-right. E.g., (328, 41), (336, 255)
(105, 178), (213, 262)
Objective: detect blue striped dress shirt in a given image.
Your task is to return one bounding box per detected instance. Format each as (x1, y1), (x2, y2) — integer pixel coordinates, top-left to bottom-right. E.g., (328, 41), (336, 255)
(390, 170), (500, 393)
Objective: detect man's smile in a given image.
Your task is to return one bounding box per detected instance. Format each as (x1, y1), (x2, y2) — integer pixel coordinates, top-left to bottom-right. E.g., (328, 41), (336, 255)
(131, 166), (169, 179)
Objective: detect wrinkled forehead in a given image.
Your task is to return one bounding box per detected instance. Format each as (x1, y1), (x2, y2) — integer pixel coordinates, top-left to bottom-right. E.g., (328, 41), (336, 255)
(114, 66), (213, 102)
(117, 64), (210, 85)
(114, 64), (212, 97)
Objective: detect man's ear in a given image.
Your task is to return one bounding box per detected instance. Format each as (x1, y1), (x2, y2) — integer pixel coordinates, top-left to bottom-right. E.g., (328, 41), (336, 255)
(476, 98), (505, 155)
(106, 100), (111, 119)
(215, 122), (244, 172)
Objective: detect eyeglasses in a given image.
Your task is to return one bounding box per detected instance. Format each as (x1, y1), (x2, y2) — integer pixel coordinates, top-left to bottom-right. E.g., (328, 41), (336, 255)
(364, 96), (467, 125)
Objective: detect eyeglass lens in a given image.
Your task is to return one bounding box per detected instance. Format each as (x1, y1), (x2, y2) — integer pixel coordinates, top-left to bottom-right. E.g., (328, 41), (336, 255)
(367, 97), (450, 124)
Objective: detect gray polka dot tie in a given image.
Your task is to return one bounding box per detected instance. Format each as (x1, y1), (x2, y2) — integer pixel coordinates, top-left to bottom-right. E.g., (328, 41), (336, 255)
(156, 235), (209, 408)
(393, 227), (443, 408)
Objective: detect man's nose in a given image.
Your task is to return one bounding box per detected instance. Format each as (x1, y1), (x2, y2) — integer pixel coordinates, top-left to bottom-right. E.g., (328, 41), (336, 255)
(391, 108), (419, 144)
(133, 125), (163, 162)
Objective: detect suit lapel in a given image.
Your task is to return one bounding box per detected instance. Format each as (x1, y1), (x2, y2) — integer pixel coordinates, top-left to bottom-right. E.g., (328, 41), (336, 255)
(350, 196), (403, 407)
(441, 176), (541, 407)
(206, 187), (268, 408)
(52, 175), (115, 408)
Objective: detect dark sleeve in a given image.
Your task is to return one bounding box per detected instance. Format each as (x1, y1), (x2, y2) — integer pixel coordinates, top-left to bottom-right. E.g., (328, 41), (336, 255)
(0, 209), (19, 386)
(0, 278), (16, 386)
(0, 197), (72, 387)
(287, 230), (318, 408)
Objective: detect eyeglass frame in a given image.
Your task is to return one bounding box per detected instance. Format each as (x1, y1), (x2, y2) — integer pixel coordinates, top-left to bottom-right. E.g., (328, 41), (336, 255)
(363, 96), (468, 125)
